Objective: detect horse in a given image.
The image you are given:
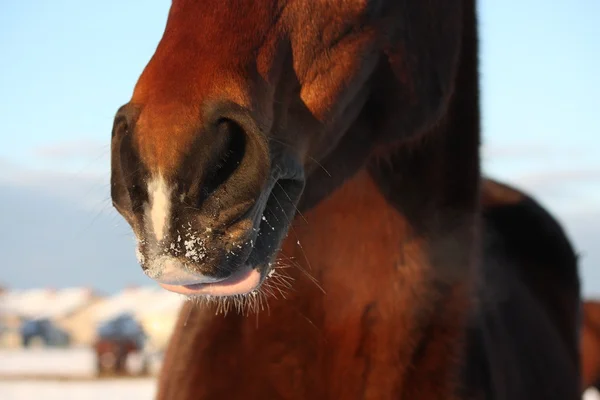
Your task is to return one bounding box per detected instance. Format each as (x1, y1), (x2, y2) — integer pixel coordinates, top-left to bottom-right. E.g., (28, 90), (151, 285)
(109, 1), (581, 398)
(581, 300), (600, 391)
(93, 336), (140, 376)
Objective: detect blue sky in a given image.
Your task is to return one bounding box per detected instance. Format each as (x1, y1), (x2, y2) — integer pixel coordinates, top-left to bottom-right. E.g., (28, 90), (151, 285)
(0, 1), (599, 295)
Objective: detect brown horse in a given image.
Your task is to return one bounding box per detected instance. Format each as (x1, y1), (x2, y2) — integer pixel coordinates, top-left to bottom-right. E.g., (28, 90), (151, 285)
(110, 1), (580, 399)
(93, 337), (140, 376)
(582, 300), (600, 391)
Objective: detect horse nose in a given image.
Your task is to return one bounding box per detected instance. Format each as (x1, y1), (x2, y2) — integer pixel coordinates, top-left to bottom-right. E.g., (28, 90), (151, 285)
(111, 103), (271, 241)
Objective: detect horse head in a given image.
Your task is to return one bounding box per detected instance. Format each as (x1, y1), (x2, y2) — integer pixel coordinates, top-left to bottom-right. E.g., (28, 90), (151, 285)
(111, 0), (463, 298)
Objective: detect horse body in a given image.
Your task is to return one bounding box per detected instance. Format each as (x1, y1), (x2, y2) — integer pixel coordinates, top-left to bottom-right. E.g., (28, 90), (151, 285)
(110, 0), (581, 398)
(462, 180), (580, 399)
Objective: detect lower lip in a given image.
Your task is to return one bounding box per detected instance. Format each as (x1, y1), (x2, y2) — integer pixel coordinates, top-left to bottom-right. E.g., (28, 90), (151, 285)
(158, 265), (262, 297)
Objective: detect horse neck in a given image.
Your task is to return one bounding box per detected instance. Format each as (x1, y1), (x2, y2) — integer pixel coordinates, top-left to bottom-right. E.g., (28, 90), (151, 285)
(266, 2), (482, 391)
(262, 143), (478, 397)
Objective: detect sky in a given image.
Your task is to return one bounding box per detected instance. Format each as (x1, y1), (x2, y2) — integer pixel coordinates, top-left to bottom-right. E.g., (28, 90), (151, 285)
(0, 0), (598, 295)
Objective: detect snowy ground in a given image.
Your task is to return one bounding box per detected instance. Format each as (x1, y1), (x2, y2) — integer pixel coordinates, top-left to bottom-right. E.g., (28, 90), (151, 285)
(0, 347), (159, 378)
(0, 348), (158, 399)
(0, 348), (598, 399)
(0, 379), (156, 400)
(0, 380), (597, 400)
(585, 388), (600, 400)
(0, 347), (96, 378)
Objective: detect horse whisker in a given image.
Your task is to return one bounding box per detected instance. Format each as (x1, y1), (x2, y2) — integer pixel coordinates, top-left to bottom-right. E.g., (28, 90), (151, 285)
(268, 137), (331, 177)
(276, 180), (308, 225)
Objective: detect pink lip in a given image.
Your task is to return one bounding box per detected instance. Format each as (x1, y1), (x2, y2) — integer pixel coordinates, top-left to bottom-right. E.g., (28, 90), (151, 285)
(158, 265), (261, 296)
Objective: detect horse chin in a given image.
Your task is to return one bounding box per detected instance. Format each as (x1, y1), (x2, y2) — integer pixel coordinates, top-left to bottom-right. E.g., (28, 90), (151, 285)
(140, 221), (279, 299)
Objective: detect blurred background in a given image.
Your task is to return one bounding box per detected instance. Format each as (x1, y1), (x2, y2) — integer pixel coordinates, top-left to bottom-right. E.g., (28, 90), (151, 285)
(0, 0), (598, 399)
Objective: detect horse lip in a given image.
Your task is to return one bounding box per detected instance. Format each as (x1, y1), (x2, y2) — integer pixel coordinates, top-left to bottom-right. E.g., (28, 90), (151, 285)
(159, 265), (262, 297)
(143, 256), (226, 286)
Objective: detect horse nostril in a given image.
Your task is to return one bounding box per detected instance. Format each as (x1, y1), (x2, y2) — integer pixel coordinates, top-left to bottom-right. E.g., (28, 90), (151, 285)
(198, 119), (247, 206)
(111, 103), (146, 217)
(112, 103), (140, 138)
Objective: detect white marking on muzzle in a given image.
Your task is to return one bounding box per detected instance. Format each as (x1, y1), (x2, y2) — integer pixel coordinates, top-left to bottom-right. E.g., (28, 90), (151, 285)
(146, 174), (171, 241)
